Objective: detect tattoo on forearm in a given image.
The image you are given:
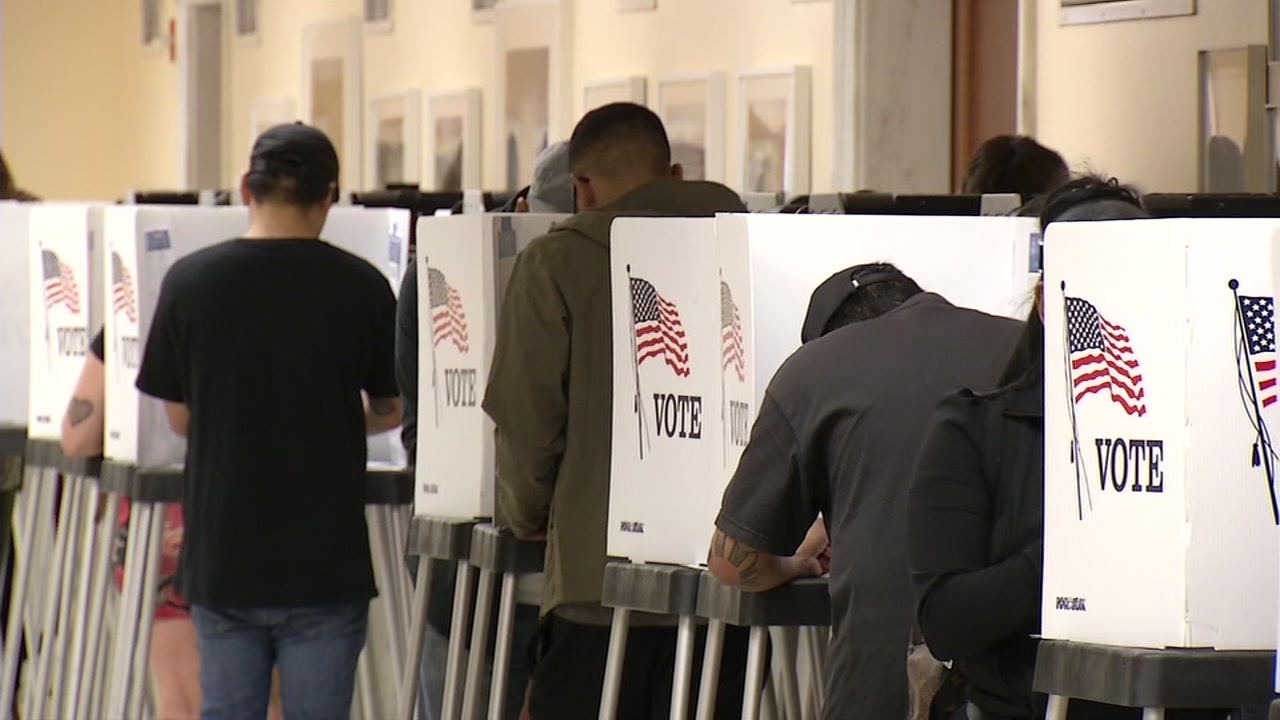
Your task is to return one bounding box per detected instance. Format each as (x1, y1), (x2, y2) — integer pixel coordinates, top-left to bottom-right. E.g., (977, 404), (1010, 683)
(711, 531), (763, 588)
(369, 397), (398, 416)
(67, 398), (94, 427)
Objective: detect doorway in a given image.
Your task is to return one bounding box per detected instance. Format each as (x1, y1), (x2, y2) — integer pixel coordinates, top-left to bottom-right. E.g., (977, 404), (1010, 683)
(952, 0), (1020, 191)
(183, 0), (225, 191)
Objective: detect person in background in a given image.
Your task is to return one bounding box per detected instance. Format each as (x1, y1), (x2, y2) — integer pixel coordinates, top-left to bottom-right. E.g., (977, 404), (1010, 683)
(707, 264), (1022, 720)
(482, 103), (750, 719)
(907, 176), (1243, 720)
(961, 135), (1069, 200)
(134, 123), (401, 720)
(396, 140), (574, 720)
(0, 150), (39, 201)
(62, 332), (286, 720)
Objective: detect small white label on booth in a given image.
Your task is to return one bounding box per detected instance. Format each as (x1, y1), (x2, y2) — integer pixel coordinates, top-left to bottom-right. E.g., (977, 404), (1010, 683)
(414, 214), (566, 518)
(27, 205), (103, 441)
(1044, 218), (1280, 650)
(0, 204), (31, 426)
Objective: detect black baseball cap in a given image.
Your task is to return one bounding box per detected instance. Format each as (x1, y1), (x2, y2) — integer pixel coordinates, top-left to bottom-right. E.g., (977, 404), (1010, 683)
(800, 265), (907, 343)
(248, 122), (340, 188)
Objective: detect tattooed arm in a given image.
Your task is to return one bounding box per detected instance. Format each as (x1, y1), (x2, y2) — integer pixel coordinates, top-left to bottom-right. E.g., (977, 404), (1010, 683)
(61, 353), (106, 457)
(707, 518), (829, 592)
(364, 393), (403, 435)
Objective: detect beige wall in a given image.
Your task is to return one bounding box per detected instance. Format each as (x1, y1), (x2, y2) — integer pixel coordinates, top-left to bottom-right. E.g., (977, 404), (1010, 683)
(1033, 0), (1267, 192)
(2, 0), (179, 200)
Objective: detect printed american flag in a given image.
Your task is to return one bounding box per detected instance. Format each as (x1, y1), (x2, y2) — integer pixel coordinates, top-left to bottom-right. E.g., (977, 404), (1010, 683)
(427, 266), (469, 353)
(631, 277), (690, 377)
(111, 252), (137, 323)
(1066, 296), (1146, 417)
(721, 281), (744, 382)
(42, 250), (81, 314)
(1239, 295), (1278, 408)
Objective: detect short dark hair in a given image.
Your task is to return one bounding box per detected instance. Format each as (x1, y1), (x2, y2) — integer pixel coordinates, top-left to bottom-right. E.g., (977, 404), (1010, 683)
(823, 263), (923, 333)
(569, 103), (671, 181)
(961, 135), (1069, 197)
(246, 174), (334, 207)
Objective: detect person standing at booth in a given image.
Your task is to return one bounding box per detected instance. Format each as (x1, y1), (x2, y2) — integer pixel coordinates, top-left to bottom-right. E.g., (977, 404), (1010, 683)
(482, 103), (750, 719)
(62, 330), (287, 720)
(135, 123), (401, 720)
(907, 176), (1214, 720)
(706, 264), (1022, 720)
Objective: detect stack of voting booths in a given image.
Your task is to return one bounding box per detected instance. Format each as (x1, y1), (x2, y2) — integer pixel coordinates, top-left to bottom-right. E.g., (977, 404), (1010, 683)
(601, 210), (1039, 719)
(1035, 210), (1280, 717)
(0, 201), (415, 720)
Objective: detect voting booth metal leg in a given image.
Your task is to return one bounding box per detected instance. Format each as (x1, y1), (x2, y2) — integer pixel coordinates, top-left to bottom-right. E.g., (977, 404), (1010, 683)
(597, 606), (633, 720)
(694, 619), (726, 720)
(800, 626), (824, 716)
(772, 627), (802, 720)
(461, 566), (498, 720)
(487, 572), (519, 720)
(1142, 709), (1166, 720)
(357, 647), (378, 720)
(107, 499), (157, 719)
(398, 557), (435, 720)
(0, 470), (45, 716)
(1045, 695), (1069, 720)
(78, 491), (119, 720)
(128, 502), (166, 720)
(670, 614), (698, 720)
(53, 476), (98, 720)
(29, 473), (80, 720)
(441, 561), (477, 720)
(741, 626), (770, 720)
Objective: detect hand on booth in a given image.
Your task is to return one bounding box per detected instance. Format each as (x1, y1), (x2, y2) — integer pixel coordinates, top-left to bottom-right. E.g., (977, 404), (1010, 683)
(708, 516), (830, 592)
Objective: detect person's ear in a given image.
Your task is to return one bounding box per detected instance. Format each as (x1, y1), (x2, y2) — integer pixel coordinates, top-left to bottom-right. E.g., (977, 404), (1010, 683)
(573, 175), (598, 211)
(240, 173), (253, 206)
(515, 197), (530, 213)
(670, 163), (685, 180)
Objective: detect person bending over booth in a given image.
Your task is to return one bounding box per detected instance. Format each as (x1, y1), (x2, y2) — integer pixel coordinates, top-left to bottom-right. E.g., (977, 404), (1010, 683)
(62, 330), (286, 720)
(482, 102), (750, 719)
(135, 123), (401, 720)
(908, 176), (1247, 720)
(707, 264), (1021, 720)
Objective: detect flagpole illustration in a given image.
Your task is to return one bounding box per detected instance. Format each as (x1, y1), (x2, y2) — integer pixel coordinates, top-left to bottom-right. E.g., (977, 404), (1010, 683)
(427, 257), (440, 428)
(719, 271), (728, 468)
(41, 245), (52, 372)
(1061, 282), (1092, 521)
(626, 265), (649, 459)
(1229, 279), (1279, 523)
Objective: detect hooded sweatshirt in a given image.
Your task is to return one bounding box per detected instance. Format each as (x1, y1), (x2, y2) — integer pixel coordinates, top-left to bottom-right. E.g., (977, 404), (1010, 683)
(483, 178), (747, 624)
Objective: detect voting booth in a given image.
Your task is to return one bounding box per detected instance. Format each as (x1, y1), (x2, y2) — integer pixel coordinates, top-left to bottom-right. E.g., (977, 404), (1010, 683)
(102, 207), (249, 466)
(27, 204), (104, 441)
(608, 213), (1040, 567)
(412, 213), (566, 518)
(1043, 219), (1280, 651)
(0, 204), (31, 428)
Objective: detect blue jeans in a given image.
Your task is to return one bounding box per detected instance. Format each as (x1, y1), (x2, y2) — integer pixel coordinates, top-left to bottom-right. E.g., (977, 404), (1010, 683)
(191, 602), (369, 720)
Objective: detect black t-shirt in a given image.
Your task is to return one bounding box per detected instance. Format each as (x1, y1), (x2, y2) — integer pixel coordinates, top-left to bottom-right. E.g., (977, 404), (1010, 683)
(715, 294), (1021, 720)
(136, 238), (398, 608)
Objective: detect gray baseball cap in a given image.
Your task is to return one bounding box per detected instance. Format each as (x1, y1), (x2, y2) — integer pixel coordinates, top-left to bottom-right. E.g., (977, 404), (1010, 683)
(527, 141), (574, 214)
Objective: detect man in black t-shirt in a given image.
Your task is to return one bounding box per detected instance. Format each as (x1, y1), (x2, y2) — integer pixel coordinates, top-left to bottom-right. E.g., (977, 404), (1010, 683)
(136, 123), (402, 720)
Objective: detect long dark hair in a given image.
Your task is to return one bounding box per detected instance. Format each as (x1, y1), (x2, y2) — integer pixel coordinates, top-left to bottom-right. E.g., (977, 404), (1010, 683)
(995, 175), (1147, 390)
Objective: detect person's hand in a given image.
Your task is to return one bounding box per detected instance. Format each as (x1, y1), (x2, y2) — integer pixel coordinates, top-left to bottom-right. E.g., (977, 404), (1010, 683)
(788, 517), (830, 581)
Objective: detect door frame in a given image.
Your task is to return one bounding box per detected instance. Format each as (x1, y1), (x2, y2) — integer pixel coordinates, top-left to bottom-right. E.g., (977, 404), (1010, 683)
(177, 0), (227, 190)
